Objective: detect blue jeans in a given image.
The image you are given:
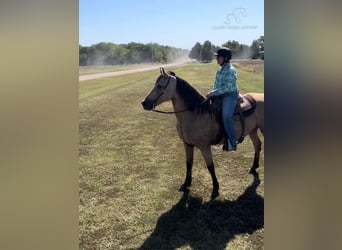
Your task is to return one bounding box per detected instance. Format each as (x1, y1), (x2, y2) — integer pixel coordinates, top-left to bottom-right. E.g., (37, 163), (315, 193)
(221, 91), (238, 147)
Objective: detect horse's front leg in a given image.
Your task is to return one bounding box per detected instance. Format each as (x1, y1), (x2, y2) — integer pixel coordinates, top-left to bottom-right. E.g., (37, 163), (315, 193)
(179, 142), (194, 193)
(199, 146), (219, 199)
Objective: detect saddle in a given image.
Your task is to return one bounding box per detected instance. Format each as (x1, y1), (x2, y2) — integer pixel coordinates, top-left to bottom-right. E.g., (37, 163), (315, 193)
(209, 94), (257, 144)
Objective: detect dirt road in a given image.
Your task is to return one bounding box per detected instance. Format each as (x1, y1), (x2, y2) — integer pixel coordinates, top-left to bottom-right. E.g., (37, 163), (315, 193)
(79, 62), (188, 81)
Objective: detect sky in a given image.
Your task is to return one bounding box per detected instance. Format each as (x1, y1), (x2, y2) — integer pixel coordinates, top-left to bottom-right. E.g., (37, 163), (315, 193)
(79, 0), (264, 50)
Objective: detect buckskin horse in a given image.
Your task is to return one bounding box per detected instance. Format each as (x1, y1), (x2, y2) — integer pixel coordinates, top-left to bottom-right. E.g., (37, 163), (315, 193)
(141, 67), (264, 198)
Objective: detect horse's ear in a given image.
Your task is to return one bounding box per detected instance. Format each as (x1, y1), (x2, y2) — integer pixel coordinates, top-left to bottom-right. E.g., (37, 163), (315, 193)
(168, 71), (176, 76)
(160, 67), (169, 77)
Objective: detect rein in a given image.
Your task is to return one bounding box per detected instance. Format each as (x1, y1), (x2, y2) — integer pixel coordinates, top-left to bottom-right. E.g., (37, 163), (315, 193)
(152, 108), (189, 114)
(152, 99), (209, 114)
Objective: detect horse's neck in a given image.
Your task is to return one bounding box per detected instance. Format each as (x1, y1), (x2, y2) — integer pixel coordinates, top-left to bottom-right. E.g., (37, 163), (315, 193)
(171, 92), (221, 145)
(171, 93), (187, 113)
(171, 93), (206, 123)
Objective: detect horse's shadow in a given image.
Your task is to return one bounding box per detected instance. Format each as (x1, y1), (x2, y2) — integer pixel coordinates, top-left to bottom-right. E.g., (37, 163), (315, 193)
(139, 173), (263, 250)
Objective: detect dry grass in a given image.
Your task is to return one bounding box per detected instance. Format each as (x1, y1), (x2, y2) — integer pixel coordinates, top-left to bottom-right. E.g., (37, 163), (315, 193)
(233, 60), (264, 73)
(79, 61), (264, 249)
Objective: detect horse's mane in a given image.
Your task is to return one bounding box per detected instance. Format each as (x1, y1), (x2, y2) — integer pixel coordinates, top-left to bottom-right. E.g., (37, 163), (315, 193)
(169, 71), (211, 114)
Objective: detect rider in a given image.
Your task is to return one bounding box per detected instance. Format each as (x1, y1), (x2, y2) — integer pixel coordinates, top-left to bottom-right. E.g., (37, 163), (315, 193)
(206, 47), (239, 151)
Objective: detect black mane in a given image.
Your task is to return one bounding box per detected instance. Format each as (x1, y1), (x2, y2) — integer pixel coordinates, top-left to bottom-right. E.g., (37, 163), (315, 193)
(174, 75), (211, 114)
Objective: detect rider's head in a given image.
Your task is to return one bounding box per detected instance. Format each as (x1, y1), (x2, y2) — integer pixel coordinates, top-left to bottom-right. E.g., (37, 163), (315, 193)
(214, 47), (232, 66)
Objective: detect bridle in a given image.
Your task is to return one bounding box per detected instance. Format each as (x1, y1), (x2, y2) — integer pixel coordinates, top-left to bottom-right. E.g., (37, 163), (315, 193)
(152, 75), (189, 114)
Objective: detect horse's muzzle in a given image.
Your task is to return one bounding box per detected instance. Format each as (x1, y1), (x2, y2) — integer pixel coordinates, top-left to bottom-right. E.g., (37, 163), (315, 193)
(141, 99), (154, 111)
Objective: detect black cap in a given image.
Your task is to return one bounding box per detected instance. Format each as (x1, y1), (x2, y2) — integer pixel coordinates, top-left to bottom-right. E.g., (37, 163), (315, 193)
(214, 47), (232, 60)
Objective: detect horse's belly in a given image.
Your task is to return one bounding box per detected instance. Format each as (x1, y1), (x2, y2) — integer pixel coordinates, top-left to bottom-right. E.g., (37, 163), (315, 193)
(176, 122), (222, 146)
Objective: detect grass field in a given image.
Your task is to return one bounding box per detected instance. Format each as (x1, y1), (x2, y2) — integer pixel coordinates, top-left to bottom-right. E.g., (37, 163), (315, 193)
(79, 61), (264, 249)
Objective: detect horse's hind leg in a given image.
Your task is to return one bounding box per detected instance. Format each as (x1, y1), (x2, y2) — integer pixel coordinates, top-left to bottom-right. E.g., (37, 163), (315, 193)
(179, 142), (194, 193)
(199, 146), (219, 199)
(249, 128), (262, 174)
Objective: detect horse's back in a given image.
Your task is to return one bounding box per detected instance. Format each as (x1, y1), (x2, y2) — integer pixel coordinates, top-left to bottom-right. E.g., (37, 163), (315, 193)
(244, 92), (264, 102)
(244, 93), (264, 133)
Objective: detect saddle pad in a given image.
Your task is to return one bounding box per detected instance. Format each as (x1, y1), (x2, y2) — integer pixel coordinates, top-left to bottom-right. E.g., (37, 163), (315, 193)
(239, 94), (253, 112)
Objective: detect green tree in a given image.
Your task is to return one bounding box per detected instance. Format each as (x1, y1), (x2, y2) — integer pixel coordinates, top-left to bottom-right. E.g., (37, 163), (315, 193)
(79, 42), (184, 65)
(189, 42), (202, 61)
(79, 45), (88, 66)
(221, 40), (249, 59)
(250, 36), (264, 59)
(258, 36), (264, 60)
(258, 36), (264, 51)
(201, 40), (213, 62)
(237, 44), (250, 59)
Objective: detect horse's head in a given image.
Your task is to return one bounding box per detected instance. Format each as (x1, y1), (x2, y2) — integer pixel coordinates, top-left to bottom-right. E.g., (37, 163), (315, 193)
(141, 67), (177, 110)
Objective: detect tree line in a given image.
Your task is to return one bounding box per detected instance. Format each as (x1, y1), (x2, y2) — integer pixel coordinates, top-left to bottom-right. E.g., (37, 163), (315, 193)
(79, 42), (187, 66)
(79, 36), (263, 66)
(189, 36), (264, 62)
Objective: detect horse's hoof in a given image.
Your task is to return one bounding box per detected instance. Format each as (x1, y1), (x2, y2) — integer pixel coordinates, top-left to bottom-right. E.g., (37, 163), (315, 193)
(179, 185), (190, 193)
(211, 191), (219, 200)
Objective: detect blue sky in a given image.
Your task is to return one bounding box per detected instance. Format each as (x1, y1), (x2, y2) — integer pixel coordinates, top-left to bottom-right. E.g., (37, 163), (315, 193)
(80, 0), (264, 50)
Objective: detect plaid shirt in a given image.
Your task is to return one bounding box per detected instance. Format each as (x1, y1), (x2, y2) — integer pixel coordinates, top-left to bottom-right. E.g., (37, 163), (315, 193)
(210, 63), (238, 96)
